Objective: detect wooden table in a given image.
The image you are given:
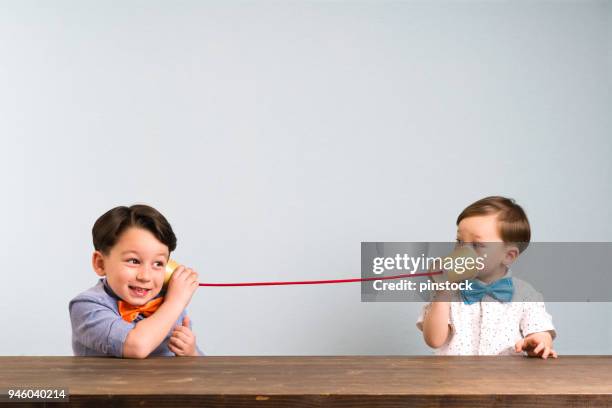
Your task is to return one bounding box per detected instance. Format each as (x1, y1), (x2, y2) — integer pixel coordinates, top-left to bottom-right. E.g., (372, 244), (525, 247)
(0, 356), (610, 407)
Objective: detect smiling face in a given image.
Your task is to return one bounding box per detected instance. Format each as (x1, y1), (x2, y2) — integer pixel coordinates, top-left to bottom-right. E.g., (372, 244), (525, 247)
(456, 214), (519, 283)
(92, 226), (170, 305)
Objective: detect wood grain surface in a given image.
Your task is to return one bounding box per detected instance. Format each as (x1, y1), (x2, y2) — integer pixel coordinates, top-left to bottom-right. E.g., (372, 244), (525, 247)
(0, 356), (610, 407)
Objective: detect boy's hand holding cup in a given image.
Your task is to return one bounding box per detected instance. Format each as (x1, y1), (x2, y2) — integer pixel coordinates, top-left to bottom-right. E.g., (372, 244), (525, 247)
(165, 262), (199, 308)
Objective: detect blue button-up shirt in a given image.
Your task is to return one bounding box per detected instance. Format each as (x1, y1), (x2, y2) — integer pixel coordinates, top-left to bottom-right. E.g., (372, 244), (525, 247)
(69, 278), (203, 357)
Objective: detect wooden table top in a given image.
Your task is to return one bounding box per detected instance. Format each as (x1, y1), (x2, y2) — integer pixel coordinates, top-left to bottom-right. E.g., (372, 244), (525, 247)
(1, 356), (611, 407)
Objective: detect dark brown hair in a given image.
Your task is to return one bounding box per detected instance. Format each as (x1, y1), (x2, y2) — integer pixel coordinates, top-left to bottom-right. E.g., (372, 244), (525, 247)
(92, 204), (177, 255)
(457, 196), (531, 252)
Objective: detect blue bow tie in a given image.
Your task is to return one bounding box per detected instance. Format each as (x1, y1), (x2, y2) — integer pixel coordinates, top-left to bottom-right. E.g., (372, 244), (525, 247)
(460, 277), (514, 305)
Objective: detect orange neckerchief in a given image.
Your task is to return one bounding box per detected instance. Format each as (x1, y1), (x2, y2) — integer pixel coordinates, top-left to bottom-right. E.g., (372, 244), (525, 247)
(118, 297), (164, 322)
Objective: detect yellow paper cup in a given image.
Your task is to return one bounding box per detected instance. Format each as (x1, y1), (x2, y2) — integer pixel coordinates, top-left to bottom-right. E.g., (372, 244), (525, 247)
(164, 259), (180, 289)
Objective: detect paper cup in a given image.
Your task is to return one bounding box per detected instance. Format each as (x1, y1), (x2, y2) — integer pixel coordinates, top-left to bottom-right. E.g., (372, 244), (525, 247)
(446, 246), (480, 282)
(164, 259), (180, 288)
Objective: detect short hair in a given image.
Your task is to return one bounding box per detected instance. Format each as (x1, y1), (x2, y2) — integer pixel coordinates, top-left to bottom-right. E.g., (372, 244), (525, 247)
(92, 204), (177, 255)
(456, 196), (530, 252)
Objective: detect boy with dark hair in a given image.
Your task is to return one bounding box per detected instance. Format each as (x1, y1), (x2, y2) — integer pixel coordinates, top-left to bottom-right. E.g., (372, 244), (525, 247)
(69, 204), (203, 358)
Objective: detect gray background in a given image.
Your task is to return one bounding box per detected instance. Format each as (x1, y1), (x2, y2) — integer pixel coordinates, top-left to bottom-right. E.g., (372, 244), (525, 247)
(0, 0), (610, 355)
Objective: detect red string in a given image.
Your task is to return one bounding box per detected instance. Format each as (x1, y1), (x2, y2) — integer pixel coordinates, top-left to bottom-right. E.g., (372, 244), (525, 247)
(198, 271), (442, 287)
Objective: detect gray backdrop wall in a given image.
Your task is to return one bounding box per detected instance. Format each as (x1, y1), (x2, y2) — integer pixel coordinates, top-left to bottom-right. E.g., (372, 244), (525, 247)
(1, 0), (610, 355)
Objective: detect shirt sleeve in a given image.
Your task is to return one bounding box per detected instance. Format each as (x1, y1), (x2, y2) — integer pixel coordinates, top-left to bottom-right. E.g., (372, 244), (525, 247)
(519, 293), (556, 339)
(416, 303), (429, 331)
(69, 296), (135, 357)
(416, 302), (454, 334)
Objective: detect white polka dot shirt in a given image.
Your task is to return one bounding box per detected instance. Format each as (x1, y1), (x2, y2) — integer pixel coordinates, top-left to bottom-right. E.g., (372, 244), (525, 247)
(416, 276), (556, 355)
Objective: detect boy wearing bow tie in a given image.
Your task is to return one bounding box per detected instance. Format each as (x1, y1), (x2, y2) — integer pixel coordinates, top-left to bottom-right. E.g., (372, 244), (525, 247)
(417, 196), (557, 358)
(69, 205), (204, 358)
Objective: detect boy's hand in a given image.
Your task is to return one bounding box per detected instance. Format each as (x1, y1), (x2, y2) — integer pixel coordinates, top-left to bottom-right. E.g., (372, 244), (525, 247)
(515, 331), (557, 359)
(165, 265), (199, 308)
(429, 265), (452, 302)
(169, 316), (199, 356)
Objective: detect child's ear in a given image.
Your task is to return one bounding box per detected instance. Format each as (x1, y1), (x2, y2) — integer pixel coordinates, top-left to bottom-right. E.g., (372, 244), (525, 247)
(502, 245), (520, 267)
(92, 251), (107, 277)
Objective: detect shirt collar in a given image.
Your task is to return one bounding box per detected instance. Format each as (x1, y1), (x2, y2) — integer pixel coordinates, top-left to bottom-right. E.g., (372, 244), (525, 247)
(101, 278), (121, 300)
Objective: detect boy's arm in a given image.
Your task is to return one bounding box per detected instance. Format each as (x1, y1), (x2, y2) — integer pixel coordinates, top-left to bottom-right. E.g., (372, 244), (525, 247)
(69, 297), (135, 357)
(123, 266), (199, 359)
(123, 300), (185, 358)
(516, 288), (557, 359)
(421, 290), (452, 348)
